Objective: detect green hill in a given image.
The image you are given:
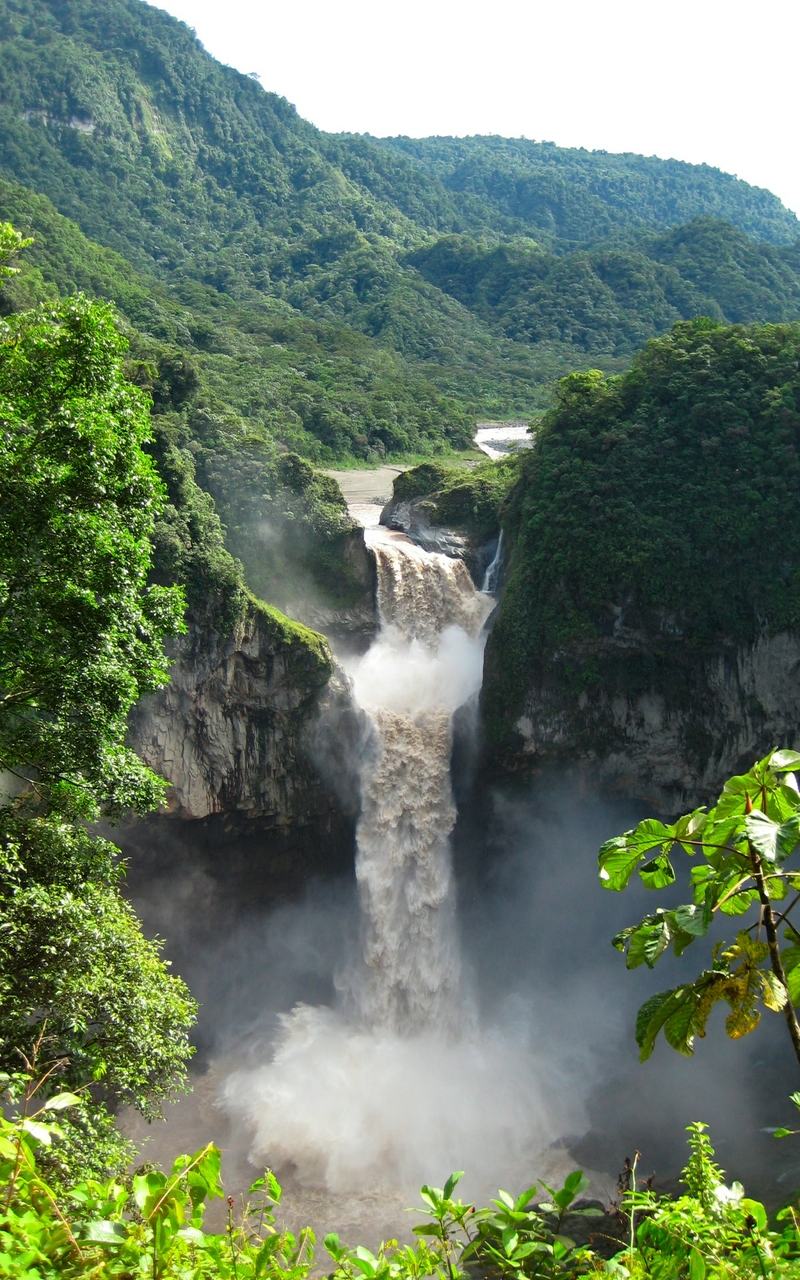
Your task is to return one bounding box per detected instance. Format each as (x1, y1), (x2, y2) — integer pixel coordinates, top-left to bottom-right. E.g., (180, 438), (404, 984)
(0, 0), (798, 454)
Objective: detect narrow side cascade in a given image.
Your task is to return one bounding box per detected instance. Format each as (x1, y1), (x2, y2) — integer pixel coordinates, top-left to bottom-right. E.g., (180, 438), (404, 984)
(482, 529), (504, 594)
(347, 529), (491, 1032)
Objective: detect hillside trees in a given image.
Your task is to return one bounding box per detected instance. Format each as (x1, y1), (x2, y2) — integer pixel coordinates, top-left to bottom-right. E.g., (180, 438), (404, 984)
(0, 236), (195, 1175)
(483, 318), (800, 746)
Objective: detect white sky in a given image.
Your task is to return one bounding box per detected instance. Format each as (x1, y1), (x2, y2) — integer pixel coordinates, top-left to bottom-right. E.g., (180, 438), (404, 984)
(149, 0), (800, 218)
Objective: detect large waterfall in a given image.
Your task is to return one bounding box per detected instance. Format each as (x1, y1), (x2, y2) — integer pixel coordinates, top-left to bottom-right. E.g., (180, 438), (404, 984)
(221, 520), (575, 1208)
(348, 529), (490, 1032)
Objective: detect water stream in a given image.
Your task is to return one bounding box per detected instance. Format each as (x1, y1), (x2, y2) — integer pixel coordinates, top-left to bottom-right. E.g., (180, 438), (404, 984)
(220, 511), (579, 1216)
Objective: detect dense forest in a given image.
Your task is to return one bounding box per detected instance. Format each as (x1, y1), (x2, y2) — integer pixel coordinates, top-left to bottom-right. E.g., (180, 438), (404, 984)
(482, 317), (800, 752)
(0, 0), (799, 461)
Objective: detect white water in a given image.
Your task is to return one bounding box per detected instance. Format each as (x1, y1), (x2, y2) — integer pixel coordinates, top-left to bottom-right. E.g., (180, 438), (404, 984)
(222, 516), (581, 1202)
(482, 530), (504, 594)
(475, 423), (532, 459)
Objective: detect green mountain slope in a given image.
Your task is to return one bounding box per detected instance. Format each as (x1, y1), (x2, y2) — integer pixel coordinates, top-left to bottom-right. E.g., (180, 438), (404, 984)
(367, 134), (800, 245)
(0, 0), (798, 450)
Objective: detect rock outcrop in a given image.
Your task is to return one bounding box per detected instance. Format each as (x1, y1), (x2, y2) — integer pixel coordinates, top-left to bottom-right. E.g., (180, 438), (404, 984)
(129, 599), (363, 828)
(380, 496), (499, 588)
(493, 626), (800, 811)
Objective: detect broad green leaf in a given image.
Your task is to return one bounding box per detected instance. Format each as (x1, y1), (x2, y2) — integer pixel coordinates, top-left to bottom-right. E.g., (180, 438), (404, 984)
(770, 750), (800, 772)
(664, 994), (698, 1055)
(672, 903), (709, 937)
(635, 989), (682, 1060)
(626, 919), (671, 969)
(133, 1170), (166, 1214)
(85, 1220), (127, 1245)
(758, 971), (787, 1012)
(513, 1185), (538, 1211)
(21, 1119), (52, 1145)
(599, 839), (645, 891)
(42, 1092), (81, 1112)
(745, 810), (800, 863)
(443, 1171), (463, 1200)
(501, 1227), (519, 1253)
(674, 808), (707, 854)
(741, 1198), (768, 1232)
(599, 820), (675, 890)
(718, 888), (757, 916)
(689, 1247), (706, 1280)
(177, 1226), (205, 1244)
(639, 855), (675, 889)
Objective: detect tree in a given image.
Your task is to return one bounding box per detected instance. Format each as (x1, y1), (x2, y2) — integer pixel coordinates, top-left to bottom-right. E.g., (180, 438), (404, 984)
(0, 239), (195, 1176)
(598, 748), (800, 1066)
(0, 292), (185, 815)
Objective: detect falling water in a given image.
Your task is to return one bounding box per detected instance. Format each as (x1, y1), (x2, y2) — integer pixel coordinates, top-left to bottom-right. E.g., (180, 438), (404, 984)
(348, 530), (490, 1032)
(221, 521), (579, 1203)
(481, 530), (504, 594)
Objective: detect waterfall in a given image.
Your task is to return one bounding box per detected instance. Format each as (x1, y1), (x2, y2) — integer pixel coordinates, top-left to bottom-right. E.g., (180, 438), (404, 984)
(221, 522), (574, 1202)
(481, 530), (504, 594)
(349, 531), (491, 1032)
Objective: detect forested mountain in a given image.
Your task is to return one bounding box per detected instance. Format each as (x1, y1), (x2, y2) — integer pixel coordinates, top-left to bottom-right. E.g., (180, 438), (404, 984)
(0, 0), (798, 458)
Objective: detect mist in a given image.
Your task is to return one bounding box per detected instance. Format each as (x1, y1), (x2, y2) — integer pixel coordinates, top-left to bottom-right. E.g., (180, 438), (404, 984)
(122, 514), (800, 1241)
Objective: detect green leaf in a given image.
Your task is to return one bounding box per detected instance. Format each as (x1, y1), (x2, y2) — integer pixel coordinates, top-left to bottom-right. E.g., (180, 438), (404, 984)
(635, 990), (675, 1059)
(664, 995), (698, 1055)
(672, 904), (709, 937)
(626, 918), (671, 969)
(42, 1092), (81, 1112)
(443, 1171), (463, 1200)
(718, 888), (758, 916)
(745, 811), (800, 863)
(21, 1119), (52, 1145)
(324, 1233), (342, 1259)
(177, 1226), (205, 1244)
(759, 971), (788, 1012)
(741, 1198), (768, 1232)
(639, 855), (675, 889)
(770, 750), (800, 772)
(599, 820), (675, 891)
(84, 1220), (127, 1245)
(688, 1247), (706, 1280)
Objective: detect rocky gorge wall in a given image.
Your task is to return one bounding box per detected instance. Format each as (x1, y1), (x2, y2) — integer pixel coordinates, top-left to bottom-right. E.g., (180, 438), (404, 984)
(126, 596), (365, 875)
(486, 625), (800, 812)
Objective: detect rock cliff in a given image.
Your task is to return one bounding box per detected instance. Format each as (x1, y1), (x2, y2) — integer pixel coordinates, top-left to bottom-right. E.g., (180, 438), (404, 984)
(129, 598), (363, 829)
(489, 626), (800, 811)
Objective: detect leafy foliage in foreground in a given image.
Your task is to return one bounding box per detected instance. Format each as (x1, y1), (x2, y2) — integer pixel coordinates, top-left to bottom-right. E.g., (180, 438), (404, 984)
(599, 749), (800, 1066)
(0, 236), (196, 1179)
(2, 1086), (798, 1279)
(0, 288), (184, 814)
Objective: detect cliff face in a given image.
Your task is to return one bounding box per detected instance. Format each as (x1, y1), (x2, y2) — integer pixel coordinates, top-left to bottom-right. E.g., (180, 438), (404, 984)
(494, 627), (800, 810)
(129, 600), (363, 828)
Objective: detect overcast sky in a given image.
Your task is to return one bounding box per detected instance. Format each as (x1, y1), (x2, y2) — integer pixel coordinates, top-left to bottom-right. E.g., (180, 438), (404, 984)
(149, 0), (800, 217)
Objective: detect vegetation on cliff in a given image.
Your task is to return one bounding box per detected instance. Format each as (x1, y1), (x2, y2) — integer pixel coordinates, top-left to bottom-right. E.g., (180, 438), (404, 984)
(390, 455), (522, 542)
(483, 318), (800, 746)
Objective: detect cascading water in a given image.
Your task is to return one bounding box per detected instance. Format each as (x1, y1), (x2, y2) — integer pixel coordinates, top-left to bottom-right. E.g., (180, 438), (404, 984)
(481, 530), (504, 594)
(347, 529), (490, 1033)
(221, 518), (580, 1208)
